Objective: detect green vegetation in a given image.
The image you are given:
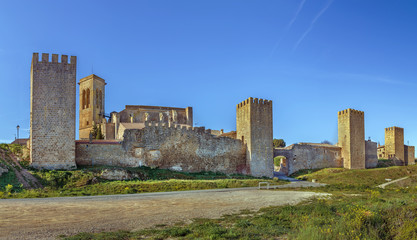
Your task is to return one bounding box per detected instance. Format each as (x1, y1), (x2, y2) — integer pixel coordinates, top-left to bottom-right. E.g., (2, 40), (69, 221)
(63, 165), (417, 240)
(273, 156), (285, 167)
(0, 147), (22, 193)
(0, 165), (280, 199)
(62, 188), (417, 240)
(90, 123), (104, 140)
(273, 138), (286, 148)
(291, 165), (417, 188)
(0, 143), (24, 156)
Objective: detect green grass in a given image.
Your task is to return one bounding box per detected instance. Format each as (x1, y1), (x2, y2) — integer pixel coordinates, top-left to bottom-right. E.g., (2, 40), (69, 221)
(291, 165), (417, 187)
(3, 178), (279, 199)
(61, 165), (417, 240)
(0, 165), (282, 199)
(61, 187), (417, 240)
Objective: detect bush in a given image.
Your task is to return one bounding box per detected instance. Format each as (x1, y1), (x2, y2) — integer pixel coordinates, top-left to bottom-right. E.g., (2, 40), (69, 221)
(5, 184), (13, 193)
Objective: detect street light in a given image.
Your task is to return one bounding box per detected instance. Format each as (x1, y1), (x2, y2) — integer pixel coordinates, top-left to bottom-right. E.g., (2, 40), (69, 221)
(16, 125), (20, 140)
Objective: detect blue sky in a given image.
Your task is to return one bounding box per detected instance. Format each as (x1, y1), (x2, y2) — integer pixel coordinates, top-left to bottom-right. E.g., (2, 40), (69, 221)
(1, 0), (417, 147)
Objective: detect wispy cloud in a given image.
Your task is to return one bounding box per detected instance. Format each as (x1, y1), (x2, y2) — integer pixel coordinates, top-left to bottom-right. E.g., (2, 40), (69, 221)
(278, 67), (412, 86)
(293, 0), (333, 52)
(270, 0), (306, 57)
(288, 0), (307, 30)
(336, 73), (410, 85)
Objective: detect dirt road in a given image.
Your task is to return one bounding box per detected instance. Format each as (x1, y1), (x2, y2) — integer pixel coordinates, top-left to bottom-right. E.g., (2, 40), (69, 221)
(0, 188), (329, 240)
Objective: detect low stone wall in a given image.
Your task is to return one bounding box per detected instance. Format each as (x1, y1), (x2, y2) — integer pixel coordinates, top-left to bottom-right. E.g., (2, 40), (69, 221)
(75, 140), (139, 167)
(274, 143), (343, 175)
(76, 124), (248, 174)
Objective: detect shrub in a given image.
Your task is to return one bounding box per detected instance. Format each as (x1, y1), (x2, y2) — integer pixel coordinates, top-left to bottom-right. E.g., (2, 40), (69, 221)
(5, 184), (13, 193)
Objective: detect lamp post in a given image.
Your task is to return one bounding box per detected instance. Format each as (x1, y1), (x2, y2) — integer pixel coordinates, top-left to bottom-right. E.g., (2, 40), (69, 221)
(16, 125), (20, 140)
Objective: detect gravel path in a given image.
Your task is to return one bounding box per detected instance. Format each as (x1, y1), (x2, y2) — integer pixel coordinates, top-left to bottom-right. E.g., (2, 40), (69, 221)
(0, 188), (329, 240)
(377, 176), (410, 189)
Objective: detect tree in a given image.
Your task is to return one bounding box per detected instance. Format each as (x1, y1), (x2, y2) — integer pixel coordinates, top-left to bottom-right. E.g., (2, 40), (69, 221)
(273, 139), (286, 148)
(91, 123), (104, 140)
(321, 140), (332, 145)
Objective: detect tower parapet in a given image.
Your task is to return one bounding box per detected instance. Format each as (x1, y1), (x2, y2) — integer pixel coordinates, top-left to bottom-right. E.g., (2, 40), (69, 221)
(236, 97), (273, 177)
(30, 53), (77, 169)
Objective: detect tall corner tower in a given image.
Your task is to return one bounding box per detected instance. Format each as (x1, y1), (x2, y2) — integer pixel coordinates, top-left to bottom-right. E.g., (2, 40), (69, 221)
(338, 108), (365, 169)
(236, 97), (273, 178)
(385, 126), (404, 163)
(78, 74), (106, 139)
(30, 53), (77, 169)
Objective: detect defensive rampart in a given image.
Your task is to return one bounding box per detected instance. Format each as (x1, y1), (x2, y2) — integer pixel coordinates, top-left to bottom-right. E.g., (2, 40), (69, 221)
(274, 143), (343, 175)
(76, 123), (248, 174)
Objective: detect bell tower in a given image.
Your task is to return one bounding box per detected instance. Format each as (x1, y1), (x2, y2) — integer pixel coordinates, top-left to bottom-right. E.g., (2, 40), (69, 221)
(78, 74), (106, 139)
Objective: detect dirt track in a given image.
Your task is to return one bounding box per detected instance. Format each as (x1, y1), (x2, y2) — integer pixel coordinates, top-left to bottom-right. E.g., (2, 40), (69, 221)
(0, 188), (329, 240)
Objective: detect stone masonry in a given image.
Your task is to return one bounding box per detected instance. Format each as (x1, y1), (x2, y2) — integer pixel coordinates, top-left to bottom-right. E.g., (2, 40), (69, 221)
(78, 74), (106, 139)
(405, 145), (415, 165)
(385, 127), (405, 164)
(76, 123), (247, 174)
(337, 109), (365, 169)
(30, 53), (77, 169)
(236, 97), (274, 178)
(274, 143), (343, 175)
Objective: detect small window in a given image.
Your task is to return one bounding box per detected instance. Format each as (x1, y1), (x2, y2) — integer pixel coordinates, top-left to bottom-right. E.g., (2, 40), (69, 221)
(86, 89), (90, 108)
(82, 89), (86, 109)
(86, 121), (89, 126)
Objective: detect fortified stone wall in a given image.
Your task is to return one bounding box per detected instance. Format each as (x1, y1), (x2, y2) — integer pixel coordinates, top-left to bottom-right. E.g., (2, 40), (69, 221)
(236, 97), (274, 178)
(338, 109), (365, 169)
(274, 143), (343, 175)
(385, 127), (404, 164)
(30, 53), (77, 169)
(404, 145), (415, 166)
(119, 105), (193, 126)
(76, 124), (247, 174)
(365, 140), (378, 168)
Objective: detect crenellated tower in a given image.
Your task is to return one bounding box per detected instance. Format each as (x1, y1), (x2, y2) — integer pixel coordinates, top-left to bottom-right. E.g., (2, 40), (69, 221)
(78, 74), (106, 139)
(337, 108), (365, 169)
(30, 53), (77, 169)
(236, 97), (273, 178)
(385, 126), (404, 164)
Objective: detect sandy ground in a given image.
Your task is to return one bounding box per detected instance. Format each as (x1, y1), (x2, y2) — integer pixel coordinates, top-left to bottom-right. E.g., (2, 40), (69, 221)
(0, 188), (329, 240)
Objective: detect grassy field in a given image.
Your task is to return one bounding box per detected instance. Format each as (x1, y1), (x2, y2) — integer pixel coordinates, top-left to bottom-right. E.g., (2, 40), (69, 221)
(291, 165), (417, 187)
(63, 165), (417, 240)
(0, 166), (281, 199)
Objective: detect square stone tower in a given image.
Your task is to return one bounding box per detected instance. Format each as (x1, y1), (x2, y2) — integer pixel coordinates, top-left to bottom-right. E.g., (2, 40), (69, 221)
(338, 109), (365, 169)
(385, 127), (404, 164)
(236, 97), (273, 178)
(78, 74), (106, 139)
(30, 53), (77, 169)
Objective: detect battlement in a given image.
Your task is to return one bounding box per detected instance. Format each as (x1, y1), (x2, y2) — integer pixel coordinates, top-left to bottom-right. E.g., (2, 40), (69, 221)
(236, 97), (272, 109)
(385, 126), (404, 132)
(142, 122), (239, 140)
(32, 53), (76, 65)
(338, 108), (364, 116)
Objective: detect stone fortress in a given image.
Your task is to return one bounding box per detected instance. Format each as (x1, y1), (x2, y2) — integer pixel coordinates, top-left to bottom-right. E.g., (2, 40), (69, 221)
(28, 53), (415, 178)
